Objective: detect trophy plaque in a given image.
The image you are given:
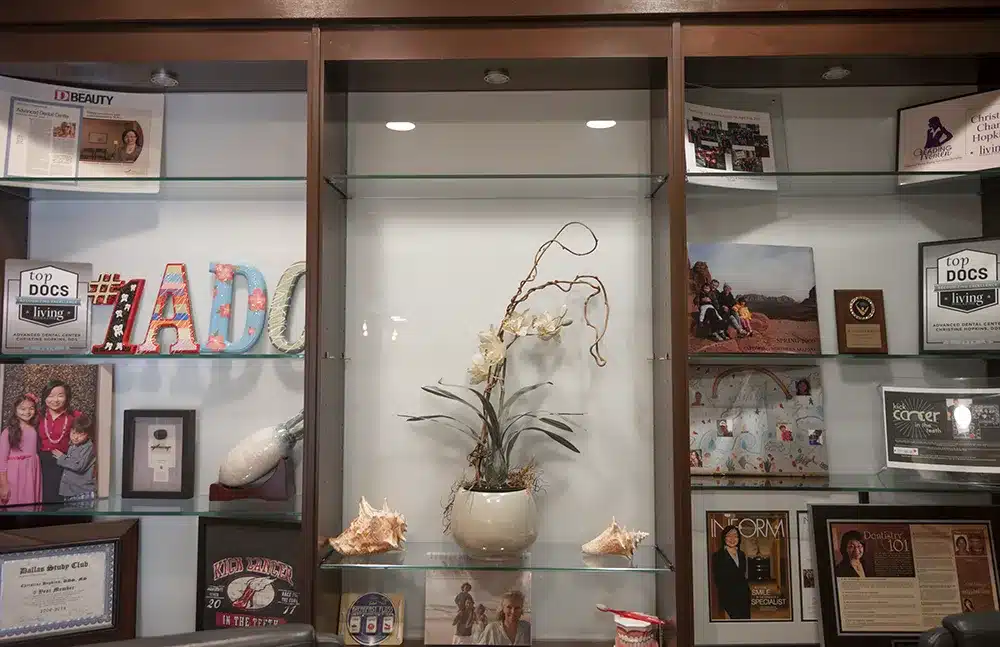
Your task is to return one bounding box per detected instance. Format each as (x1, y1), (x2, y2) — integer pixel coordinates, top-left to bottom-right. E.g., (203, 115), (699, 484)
(834, 289), (888, 353)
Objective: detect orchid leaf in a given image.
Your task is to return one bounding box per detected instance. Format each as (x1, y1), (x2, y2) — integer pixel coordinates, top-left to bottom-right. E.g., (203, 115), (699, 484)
(421, 385), (488, 426)
(504, 429), (523, 466)
(500, 381), (552, 417)
(398, 414), (479, 441)
(539, 417), (574, 433)
(520, 426), (581, 453)
(438, 380), (502, 451)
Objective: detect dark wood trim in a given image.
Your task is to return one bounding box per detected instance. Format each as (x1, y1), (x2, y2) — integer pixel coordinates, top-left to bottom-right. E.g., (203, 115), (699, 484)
(1, 0), (999, 24)
(0, 191), (27, 354)
(0, 519), (139, 646)
(667, 19), (693, 647)
(682, 19), (1000, 57)
(302, 24), (324, 629)
(322, 25), (672, 60)
(0, 28), (310, 62)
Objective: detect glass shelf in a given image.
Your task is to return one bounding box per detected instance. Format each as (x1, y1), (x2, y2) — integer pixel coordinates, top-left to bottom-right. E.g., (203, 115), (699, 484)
(320, 542), (673, 573)
(688, 352), (993, 365)
(325, 174), (666, 200)
(693, 471), (1000, 494)
(1, 353), (303, 361)
(0, 495), (301, 520)
(685, 170), (995, 198)
(0, 176), (305, 202)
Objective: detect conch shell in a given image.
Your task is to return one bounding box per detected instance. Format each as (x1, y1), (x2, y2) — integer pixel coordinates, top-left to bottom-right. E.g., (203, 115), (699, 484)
(328, 497), (407, 556)
(582, 518), (649, 559)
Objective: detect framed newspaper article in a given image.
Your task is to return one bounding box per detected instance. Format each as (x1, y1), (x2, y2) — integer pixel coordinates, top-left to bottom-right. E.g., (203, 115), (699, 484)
(810, 504), (1000, 647)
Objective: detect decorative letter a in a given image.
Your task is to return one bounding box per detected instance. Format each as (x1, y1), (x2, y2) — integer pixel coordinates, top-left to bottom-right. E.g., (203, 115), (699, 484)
(136, 263), (200, 354)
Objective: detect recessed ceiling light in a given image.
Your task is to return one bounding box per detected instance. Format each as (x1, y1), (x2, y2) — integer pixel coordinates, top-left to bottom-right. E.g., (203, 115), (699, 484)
(385, 121), (415, 132)
(821, 65), (851, 81)
(149, 68), (179, 88)
(484, 68), (511, 85)
(586, 120), (617, 129)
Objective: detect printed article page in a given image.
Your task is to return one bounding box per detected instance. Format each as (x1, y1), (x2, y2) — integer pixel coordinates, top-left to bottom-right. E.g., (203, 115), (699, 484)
(829, 522), (998, 634)
(0, 76), (163, 193)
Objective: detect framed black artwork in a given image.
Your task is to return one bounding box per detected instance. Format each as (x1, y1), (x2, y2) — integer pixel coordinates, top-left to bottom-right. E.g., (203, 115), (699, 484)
(811, 504), (1000, 647)
(0, 519), (139, 646)
(121, 409), (195, 499)
(196, 518), (306, 631)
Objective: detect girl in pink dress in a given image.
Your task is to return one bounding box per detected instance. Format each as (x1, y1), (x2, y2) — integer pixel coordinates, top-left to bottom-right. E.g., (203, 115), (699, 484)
(0, 394), (42, 507)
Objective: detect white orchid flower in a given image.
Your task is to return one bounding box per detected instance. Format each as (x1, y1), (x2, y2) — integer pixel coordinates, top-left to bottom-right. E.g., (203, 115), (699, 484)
(501, 310), (534, 337)
(477, 326), (507, 365)
(468, 353), (491, 384)
(532, 305), (571, 341)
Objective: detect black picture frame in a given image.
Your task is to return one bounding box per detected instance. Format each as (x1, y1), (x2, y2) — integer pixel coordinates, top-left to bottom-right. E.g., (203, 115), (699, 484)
(121, 409), (195, 499)
(0, 519), (139, 646)
(917, 235), (1000, 355)
(196, 517), (306, 631)
(810, 504), (1000, 647)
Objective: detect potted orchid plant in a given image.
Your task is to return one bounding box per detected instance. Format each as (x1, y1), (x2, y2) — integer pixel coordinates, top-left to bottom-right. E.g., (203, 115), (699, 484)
(401, 221), (609, 558)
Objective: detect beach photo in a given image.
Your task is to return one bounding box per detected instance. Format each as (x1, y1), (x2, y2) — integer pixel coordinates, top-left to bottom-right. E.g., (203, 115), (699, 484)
(424, 571), (531, 646)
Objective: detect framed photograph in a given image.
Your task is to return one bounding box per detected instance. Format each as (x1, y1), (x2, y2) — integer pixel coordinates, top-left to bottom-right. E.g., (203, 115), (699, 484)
(122, 409), (195, 499)
(810, 504), (1000, 647)
(919, 236), (1000, 354)
(424, 570), (531, 646)
(196, 518), (306, 631)
(687, 243), (820, 354)
(706, 511), (793, 623)
(87, 132), (107, 145)
(0, 519), (138, 646)
(0, 364), (112, 508)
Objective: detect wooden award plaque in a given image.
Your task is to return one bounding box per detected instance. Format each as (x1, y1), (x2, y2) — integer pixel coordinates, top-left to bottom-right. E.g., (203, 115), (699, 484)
(834, 289), (888, 354)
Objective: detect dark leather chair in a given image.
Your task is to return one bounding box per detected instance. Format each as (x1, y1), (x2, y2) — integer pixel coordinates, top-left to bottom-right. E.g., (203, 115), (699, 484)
(920, 611), (1000, 647)
(91, 624), (343, 647)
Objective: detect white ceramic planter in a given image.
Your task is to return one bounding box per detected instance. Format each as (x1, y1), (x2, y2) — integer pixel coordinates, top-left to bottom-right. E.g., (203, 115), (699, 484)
(450, 487), (539, 559)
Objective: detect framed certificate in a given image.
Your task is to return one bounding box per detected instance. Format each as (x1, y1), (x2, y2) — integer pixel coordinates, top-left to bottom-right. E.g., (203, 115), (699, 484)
(0, 519), (138, 645)
(810, 504), (1000, 647)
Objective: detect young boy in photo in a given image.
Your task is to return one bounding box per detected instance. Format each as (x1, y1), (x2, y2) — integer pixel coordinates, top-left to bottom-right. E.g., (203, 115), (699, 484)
(51, 414), (96, 501)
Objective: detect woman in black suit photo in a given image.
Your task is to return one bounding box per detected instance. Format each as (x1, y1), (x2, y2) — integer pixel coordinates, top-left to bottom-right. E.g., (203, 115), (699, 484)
(711, 524), (752, 620)
(834, 530), (867, 578)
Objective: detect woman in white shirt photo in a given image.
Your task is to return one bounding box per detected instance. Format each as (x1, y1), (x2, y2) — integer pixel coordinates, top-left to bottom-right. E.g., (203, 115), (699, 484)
(477, 590), (531, 645)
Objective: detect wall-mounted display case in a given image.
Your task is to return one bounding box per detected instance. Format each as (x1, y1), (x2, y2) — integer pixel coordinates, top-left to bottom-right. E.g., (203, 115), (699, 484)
(1, 5), (1000, 647)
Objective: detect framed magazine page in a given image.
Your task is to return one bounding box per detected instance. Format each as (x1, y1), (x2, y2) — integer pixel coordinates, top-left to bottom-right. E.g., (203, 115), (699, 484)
(810, 504), (1000, 647)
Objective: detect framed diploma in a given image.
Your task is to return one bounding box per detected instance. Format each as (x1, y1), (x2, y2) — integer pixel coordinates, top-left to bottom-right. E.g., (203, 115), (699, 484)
(196, 518), (306, 630)
(0, 519), (138, 645)
(919, 236), (1000, 354)
(834, 290), (888, 354)
(122, 409), (195, 499)
(810, 504), (1000, 647)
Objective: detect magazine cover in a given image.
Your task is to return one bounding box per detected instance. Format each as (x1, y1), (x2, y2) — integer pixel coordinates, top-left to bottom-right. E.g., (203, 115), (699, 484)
(0, 364), (112, 507)
(688, 243), (820, 354)
(685, 102), (777, 191)
(338, 592), (404, 646)
(689, 365), (826, 476)
(0, 75), (164, 193)
(424, 570), (531, 646)
(3, 259), (93, 354)
(707, 511), (792, 623)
